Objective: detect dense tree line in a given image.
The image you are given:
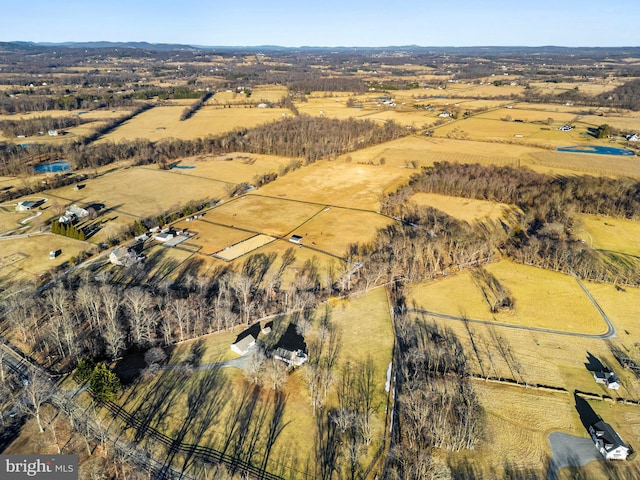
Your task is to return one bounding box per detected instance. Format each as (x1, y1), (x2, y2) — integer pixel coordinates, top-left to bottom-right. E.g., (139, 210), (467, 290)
(385, 307), (483, 480)
(1, 115), (81, 137)
(0, 247), (330, 370)
(0, 115), (408, 177)
(180, 91), (213, 120)
(384, 162), (640, 285)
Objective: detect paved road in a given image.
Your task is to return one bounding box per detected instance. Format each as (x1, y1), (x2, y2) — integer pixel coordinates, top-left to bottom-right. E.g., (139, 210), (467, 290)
(546, 432), (601, 480)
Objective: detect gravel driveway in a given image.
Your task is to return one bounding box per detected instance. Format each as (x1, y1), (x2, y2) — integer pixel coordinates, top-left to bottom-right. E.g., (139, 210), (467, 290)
(547, 432), (601, 480)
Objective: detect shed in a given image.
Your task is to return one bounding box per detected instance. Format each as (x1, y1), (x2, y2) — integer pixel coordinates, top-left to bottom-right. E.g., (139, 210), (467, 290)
(289, 235), (303, 245)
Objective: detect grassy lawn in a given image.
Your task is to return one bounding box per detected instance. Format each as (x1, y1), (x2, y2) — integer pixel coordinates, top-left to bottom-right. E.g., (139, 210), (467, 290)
(173, 153), (290, 185)
(448, 383), (582, 478)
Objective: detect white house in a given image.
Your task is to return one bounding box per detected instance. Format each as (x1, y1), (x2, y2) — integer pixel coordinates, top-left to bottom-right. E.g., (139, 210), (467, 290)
(626, 134), (639, 142)
(58, 205), (89, 224)
(231, 335), (256, 356)
(274, 347), (308, 367)
(589, 421), (630, 460)
(289, 235), (303, 245)
(593, 370), (620, 390)
(559, 125), (573, 132)
(438, 111), (452, 118)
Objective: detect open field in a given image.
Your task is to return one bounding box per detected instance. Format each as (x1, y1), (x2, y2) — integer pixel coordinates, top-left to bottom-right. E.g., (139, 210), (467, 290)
(433, 116), (596, 147)
(173, 153), (291, 184)
(290, 207), (393, 257)
(576, 114), (640, 132)
(213, 234), (277, 261)
(527, 151), (640, 177)
(410, 192), (515, 224)
(577, 214), (640, 256)
(339, 135), (535, 169)
(29, 166), (229, 227)
(100, 105), (289, 142)
(476, 107), (578, 124)
(172, 218), (254, 255)
(256, 160), (412, 210)
(407, 260), (608, 335)
(203, 195), (323, 237)
(586, 282), (640, 341)
(448, 382), (582, 475)
(529, 80), (624, 97)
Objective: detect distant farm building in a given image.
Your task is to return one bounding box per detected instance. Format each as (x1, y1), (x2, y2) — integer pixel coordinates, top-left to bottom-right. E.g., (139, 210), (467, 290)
(289, 235), (303, 245)
(627, 134), (639, 142)
(16, 199), (45, 212)
(153, 231), (174, 243)
(438, 111), (452, 118)
(559, 125), (573, 131)
(589, 421), (630, 460)
(48, 130), (58, 136)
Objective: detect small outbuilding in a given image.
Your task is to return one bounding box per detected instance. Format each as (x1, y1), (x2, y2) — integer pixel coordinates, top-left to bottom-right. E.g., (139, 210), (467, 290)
(289, 235), (303, 245)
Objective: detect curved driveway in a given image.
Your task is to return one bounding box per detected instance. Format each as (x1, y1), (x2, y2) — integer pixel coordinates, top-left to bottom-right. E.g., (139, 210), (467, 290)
(409, 274), (616, 339)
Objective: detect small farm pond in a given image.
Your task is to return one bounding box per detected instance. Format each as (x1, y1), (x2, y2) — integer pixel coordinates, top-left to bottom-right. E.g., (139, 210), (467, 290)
(34, 161), (71, 173)
(557, 146), (635, 156)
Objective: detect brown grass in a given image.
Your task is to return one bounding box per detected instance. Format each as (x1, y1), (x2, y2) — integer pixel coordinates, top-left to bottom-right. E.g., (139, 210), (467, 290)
(213, 234), (277, 261)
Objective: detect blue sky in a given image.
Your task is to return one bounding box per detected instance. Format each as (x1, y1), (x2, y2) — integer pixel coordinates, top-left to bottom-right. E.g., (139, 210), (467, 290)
(3, 0), (638, 47)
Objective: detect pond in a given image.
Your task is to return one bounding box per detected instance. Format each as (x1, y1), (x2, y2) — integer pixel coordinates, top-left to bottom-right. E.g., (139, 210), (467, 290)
(34, 161), (71, 173)
(557, 146), (635, 156)
(170, 165), (196, 170)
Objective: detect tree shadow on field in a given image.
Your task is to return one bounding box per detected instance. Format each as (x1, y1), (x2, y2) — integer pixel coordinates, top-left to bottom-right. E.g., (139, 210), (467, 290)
(584, 352), (606, 372)
(449, 456), (548, 479)
(574, 392), (600, 433)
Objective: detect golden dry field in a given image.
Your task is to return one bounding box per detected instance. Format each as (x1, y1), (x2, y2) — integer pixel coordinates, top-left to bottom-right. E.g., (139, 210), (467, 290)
(340, 135), (538, 169)
(527, 151), (640, 177)
(202, 195), (323, 237)
(288, 207), (393, 257)
(433, 116), (593, 147)
(528, 80), (623, 97)
(172, 218), (254, 255)
(407, 260), (608, 335)
(577, 214), (640, 256)
(100, 105), (290, 142)
(586, 282), (640, 341)
(173, 153), (290, 185)
(448, 383), (582, 474)
(476, 107), (577, 124)
(576, 114), (640, 132)
(410, 192), (514, 224)
(255, 160), (410, 210)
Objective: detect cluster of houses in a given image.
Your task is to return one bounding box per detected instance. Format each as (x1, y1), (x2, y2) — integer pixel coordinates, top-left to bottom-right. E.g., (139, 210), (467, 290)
(230, 322), (308, 368)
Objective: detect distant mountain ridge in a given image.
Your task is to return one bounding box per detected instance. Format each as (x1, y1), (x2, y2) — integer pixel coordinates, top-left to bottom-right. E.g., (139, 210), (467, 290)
(2, 41), (640, 56)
